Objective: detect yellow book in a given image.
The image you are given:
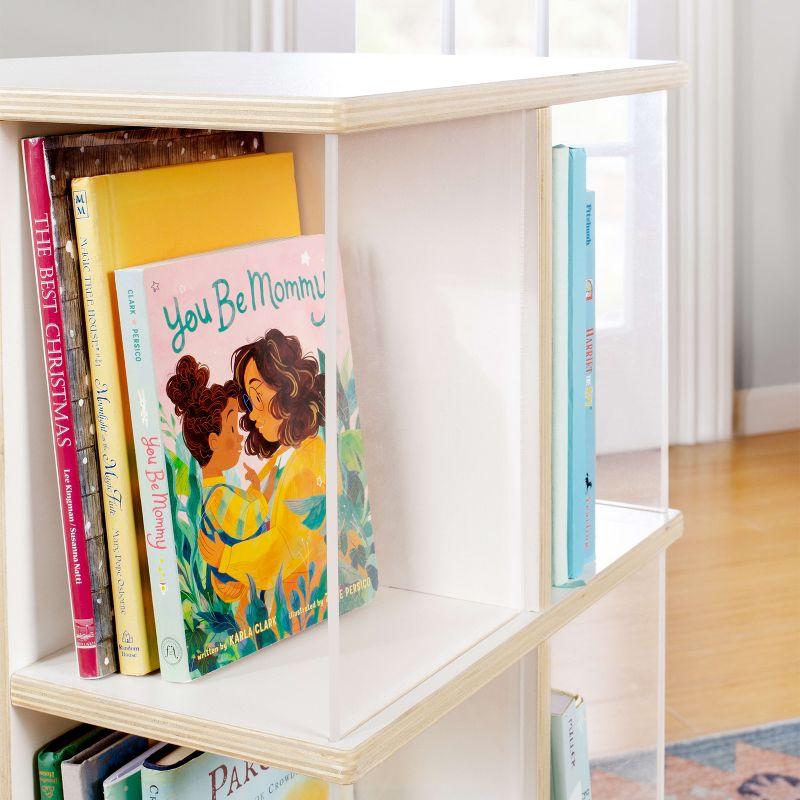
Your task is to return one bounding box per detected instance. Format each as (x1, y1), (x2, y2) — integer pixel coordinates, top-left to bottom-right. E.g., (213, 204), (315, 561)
(72, 153), (301, 674)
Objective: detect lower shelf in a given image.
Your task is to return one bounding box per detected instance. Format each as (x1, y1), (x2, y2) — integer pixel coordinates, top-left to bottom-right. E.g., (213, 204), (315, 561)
(10, 504), (681, 784)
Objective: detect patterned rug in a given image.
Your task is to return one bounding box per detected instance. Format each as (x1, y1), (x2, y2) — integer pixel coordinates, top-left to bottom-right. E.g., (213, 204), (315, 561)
(590, 720), (800, 799)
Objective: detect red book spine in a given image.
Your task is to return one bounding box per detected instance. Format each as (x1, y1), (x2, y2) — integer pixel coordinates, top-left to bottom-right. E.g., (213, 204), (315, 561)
(22, 138), (98, 678)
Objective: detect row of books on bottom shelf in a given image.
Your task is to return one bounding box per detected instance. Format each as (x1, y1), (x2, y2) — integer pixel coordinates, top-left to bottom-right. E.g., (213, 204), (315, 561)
(34, 687), (590, 800)
(36, 726), (327, 800)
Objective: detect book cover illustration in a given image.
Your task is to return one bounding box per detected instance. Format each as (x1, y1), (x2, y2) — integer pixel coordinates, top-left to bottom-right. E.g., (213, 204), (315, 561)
(141, 746), (328, 800)
(117, 234), (377, 680)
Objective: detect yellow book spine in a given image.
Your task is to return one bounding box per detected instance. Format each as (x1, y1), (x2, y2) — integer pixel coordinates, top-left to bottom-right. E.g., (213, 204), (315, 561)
(72, 178), (158, 675)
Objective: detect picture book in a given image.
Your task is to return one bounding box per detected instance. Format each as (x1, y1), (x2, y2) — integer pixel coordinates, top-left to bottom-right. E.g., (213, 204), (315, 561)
(116, 234), (377, 681)
(551, 689), (592, 800)
(567, 148), (596, 582)
(36, 724), (111, 800)
(22, 128), (268, 677)
(551, 144), (570, 587)
(140, 746), (328, 800)
(71, 150), (300, 675)
(102, 741), (164, 800)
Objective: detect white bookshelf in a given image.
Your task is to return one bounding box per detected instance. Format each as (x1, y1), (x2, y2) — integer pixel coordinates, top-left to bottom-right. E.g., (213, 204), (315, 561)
(0, 52), (686, 798)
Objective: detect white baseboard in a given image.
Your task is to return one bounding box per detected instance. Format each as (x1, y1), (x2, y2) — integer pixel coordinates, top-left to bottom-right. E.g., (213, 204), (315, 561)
(734, 383), (800, 436)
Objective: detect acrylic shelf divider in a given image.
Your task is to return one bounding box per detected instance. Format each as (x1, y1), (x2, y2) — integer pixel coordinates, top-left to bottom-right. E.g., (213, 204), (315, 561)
(0, 52), (687, 798)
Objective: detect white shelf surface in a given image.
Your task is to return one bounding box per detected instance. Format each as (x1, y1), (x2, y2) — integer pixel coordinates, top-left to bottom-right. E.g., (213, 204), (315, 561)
(552, 501), (677, 604)
(10, 503), (681, 783)
(14, 588), (516, 741)
(0, 52), (688, 132)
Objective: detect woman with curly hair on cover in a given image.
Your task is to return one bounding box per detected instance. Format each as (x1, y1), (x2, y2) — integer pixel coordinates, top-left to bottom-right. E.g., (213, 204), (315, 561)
(166, 354), (280, 628)
(197, 329), (327, 621)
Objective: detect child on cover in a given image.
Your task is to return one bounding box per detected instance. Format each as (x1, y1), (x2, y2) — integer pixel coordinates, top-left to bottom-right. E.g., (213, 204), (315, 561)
(166, 355), (277, 627)
(197, 330), (328, 629)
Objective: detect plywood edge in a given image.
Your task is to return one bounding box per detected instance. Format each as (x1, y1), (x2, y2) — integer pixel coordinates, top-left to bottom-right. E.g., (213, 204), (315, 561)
(9, 676), (360, 783)
(10, 510), (682, 784)
(0, 62), (688, 134)
(340, 61), (688, 131)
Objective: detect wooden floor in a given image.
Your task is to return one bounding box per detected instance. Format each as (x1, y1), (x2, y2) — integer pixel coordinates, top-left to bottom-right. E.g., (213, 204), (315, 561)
(666, 430), (800, 742)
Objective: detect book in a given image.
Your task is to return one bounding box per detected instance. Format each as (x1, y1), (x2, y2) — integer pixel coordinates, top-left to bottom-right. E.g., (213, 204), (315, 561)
(102, 742), (164, 800)
(115, 234), (378, 681)
(23, 128), (268, 677)
(36, 724), (111, 800)
(551, 689), (592, 800)
(551, 144), (570, 587)
(61, 732), (148, 800)
(23, 137), (115, 677)
(567, 149), (595, 582)
(582, 192), (596, 578)
(71, 150), (300, 675)
(140, 746), (328, 800)
(59, 730), (133, 800)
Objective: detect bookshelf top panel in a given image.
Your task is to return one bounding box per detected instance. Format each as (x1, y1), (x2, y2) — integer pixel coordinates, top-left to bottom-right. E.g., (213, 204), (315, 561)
(0, 52), (687, 133)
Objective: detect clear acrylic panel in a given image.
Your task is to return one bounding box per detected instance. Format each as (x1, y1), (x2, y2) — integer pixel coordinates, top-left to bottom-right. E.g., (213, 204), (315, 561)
(356, 650), (541, 798)
(551, 554), (665, 800)
(325, 108), (542, 741)
(553, 91), (669, 512)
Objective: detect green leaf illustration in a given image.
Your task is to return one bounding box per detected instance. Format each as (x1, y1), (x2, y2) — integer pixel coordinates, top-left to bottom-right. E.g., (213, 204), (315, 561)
(285, 494), (326, 531)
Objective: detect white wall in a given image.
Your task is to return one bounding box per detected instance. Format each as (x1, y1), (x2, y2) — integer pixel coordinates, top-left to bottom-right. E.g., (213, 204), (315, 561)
(733, 0), (800, 391)
(0, 0), (249, 56)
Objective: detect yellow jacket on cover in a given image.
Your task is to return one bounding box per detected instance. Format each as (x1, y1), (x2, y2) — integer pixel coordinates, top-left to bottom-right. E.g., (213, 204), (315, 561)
(72, 153), (301, 673)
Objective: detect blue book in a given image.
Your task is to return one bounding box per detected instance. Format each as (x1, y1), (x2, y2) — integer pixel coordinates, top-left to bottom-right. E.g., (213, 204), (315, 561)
(567, 148), (592, 581)
(583, 192), (596, 577)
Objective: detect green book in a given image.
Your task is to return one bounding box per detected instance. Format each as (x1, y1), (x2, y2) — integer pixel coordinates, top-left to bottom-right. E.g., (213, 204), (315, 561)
(36, 725), (110, 800)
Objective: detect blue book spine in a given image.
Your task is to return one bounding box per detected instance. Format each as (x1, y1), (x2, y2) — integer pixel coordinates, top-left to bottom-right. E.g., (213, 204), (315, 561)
(115, 269), (189, 682)
(583, 192), (596, 577)
(567, 148), (587, 581)
(551, 145), (571, 587)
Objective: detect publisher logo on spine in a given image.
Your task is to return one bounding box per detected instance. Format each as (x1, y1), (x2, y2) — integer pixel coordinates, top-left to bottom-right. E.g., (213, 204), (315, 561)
(161, 636), (183, 665)
(74, 618), (97, 649)
(73, 189), (90, 219)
